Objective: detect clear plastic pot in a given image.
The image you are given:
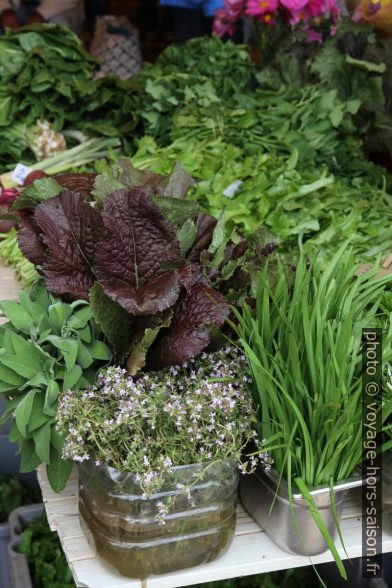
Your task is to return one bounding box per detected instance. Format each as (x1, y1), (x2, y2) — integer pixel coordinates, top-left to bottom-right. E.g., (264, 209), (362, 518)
(78, 458), (238, 579)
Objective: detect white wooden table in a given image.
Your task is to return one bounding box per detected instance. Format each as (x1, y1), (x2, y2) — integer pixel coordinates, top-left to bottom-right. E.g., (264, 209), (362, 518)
(37, 465), (392, 588)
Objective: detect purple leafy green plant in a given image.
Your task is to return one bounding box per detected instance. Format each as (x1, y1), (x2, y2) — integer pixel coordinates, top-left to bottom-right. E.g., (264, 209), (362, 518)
(15, 160), (247, 372)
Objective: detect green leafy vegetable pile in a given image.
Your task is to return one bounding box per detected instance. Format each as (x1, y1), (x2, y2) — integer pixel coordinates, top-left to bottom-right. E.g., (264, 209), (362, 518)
(2, 26), (392, 263)
(0, 24), (139, 169)
(131, 134), (392, 260)
(0, 228), (37, 287)
(257, 19), (392, 162)
(0, 475), (41, 523)
(136, 36), (255, 145)
(18, 513), (75, 588)
(121, 30), (392, 261)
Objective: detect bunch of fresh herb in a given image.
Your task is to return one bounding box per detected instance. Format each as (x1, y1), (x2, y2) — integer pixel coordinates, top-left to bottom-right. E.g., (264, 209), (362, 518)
(18, 514), (75, 588)
(237, 246), (392, 487)
(0, 280), (111, 491)
(136, 37), (255, 145)
(170, 84), (363, 173)
(57, 346), (269, 495)
(235, 246), (392, 576)
(257, 19), (392, 160)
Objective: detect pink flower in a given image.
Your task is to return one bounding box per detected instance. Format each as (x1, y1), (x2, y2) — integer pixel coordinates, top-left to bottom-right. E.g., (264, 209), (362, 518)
(305, 26), (323, 42)
(223, 0), (245, 18)
(245, 0), (279, 16)
(279, 0), (308, 12)
(308, 0), (324, 17)
(288, 6), (311, 24)
(213, 9), (238, 35)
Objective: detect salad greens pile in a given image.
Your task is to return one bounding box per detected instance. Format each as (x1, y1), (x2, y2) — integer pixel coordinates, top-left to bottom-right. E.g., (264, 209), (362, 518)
(18, 513), (75, 588)
(0, 24), (139, 168)
(123, 28), (392, 262)
(257, 19), (392, 161)
(131, 135), (392, 260)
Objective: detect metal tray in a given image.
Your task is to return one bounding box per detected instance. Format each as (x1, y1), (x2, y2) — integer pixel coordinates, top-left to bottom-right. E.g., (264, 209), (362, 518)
(0, 523), (11, 588)
(240, 466), (363, 556)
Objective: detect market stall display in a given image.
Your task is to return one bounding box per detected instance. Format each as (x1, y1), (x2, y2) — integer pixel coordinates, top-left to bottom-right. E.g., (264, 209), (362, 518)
(0, 9), (392, 588)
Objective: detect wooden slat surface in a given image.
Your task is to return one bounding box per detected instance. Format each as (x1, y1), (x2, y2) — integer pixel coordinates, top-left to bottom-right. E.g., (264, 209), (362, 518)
(37, 465), (392, 588)
(0, 261), (21, 323)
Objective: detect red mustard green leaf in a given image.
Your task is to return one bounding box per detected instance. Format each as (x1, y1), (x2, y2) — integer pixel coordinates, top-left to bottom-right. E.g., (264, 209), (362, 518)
(95, 189), (186, 315)
(34, 192), (103, 300)
(118, 159), (194, 198)
(17, 217), (45, 266)
(187, 213), (218, 262)
(148, 283), (229, 369)
(53, 173), (97, 197)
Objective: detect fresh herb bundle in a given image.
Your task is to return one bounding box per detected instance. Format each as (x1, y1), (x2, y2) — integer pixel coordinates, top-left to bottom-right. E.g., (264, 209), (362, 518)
(237, 246), (392, 486)
(0, 280), (111, 491)
(236, 246), (392, 577)
(257, 19), (392, 160)
(56, 347), (268, 494)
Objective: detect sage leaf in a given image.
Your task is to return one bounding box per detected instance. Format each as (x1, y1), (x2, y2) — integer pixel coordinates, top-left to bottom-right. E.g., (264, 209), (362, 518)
(0, 300), (31, 332)
(33, 421), (52, 464)
(19, 439), (42, 473)
(85, 340), (111, 361)
(63, 364), (82, 391)
(15, 389), (38, 436)
(46, 446), (73, 493)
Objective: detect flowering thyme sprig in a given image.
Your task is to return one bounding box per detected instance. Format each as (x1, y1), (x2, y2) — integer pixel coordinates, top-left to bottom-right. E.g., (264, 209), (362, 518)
(57, 346), (272, 503)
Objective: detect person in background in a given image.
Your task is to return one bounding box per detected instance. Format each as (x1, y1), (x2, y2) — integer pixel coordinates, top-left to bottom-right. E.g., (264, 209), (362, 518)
(159, 0), (223, 43)
(0, 0), (84, 35)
